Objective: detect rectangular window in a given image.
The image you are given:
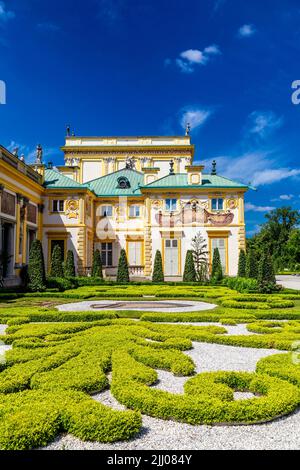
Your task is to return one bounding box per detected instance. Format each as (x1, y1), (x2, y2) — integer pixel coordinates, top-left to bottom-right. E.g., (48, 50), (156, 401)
(211, 238), (226, 273)
(101, 205), (113, 217)
(212, 198), (224, 211)
(165, 198), (177, 211)
(101, 243), (113, 266)
(52, 200), (64, 213)
(129, 205), (141, 218)
(128, 241), (142, 266)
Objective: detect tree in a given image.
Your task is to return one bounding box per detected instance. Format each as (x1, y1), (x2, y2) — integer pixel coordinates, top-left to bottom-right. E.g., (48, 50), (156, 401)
(117, 249), (130, 283)
(286, 229), (300, 270)
(28, 240), (46, 291)
(211, 248), (223, 282)
(191, 232), (209, 282)
(183, 250), (196, 282)
(65, 250), (76, 277)
(238, 249), (247, 277)
(50, 244), (64, 278)
(258, 251), (276, 291)
(92, 249), (103, 278)
(250, 207), (300, 270)
(152, 250), (164, 282)
(246, 248), (258, 278)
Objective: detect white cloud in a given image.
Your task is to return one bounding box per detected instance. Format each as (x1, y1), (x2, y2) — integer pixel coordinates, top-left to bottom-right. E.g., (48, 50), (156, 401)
(0, 2), (15, 22)
(180, 49), (206, 64)
(247, 111), (283, 138)
(202, 150), (300, 187)
(180, 107), (212, 131)
(252, 168), (300, 186)
(37, 22), (60, 32)
(245, 203), (276, 212)
(238, 24), (256, 37)
(271, 194), (294, 202)
(175, 44), (221, 73)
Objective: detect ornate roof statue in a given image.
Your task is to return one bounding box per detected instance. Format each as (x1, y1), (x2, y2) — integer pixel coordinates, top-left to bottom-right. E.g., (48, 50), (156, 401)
(66, 125), (71, 137)
(36, 144), (43, 164)
(125, 156), (136, 170)
(13, 147), (19, 157)
(211, 160), (217, 176)
(169, 160), (175, 175)
(185, 122), (191, 136)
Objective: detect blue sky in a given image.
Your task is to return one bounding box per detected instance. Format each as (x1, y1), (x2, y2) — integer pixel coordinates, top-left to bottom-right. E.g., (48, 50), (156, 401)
(1, 0), (300, 235)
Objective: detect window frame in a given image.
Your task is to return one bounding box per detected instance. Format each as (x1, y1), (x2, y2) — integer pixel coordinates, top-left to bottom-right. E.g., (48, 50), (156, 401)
(129, 205), (141, 218)
(165, 198), (177, 212)
(211, 198), (224, 211)
(101, 242), (113, 267)
(101, 205), (113, 218)
(52, 199), (65, 213)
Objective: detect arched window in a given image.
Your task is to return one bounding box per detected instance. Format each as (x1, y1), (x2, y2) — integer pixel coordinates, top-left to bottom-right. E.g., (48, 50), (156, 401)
(117, 177), (131, 189)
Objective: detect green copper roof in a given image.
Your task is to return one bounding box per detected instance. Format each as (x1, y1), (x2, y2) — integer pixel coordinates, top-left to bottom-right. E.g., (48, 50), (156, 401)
(140, 173), (251, 189)
(87, 168), (144, 197)
(44, 169), (89, 189)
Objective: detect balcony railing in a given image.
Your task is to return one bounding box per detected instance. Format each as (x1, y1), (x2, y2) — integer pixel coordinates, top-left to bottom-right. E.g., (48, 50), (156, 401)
(0, 147), (43, 185)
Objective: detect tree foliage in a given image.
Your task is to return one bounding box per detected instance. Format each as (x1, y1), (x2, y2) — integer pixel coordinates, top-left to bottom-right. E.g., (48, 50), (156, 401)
(65, 250), (76, 278)
(211, 248), (223, 282)
(92, 249), (103, 278)
(183, 250), (197, 282)
(50, 244), (64, 278)
(117, 249), (130, 283)
(246, 248), (258, 278)
(152, 250), (164, 283)
(28, 240), (46, 291)
(191, 232), (209, 282)
(238, 250), (247, 278)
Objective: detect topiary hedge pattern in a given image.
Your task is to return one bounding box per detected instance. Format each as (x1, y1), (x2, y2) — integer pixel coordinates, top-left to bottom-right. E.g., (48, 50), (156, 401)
(117, 249), (130, 283)
(1, 316), (300, 449)
(28, 240), (46, 292)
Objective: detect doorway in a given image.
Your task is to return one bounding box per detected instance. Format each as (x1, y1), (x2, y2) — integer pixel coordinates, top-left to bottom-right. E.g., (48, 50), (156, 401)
(164, 239), (179, 276)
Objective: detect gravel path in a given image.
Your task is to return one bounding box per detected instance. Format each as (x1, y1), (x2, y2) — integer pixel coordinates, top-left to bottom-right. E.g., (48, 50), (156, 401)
(276, 275), (300, 290)
(0, 325), (11, 361)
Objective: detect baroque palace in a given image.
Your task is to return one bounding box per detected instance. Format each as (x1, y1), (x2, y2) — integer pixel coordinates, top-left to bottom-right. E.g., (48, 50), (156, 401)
(0, 131), (250, 285)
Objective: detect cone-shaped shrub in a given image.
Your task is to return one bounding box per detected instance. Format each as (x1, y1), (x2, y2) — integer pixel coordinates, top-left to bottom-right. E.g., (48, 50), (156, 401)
(50, 244), (64, 278)
(183, 250), (196, 282)
(65, 250), (76, 277)
(28, 240), (46, 291)
(117, 249), (130, 283)
(258, 251), (276, 290)
(211, 248), (223, 282)
(246, 248), (258, 278)
(238, 249), (247, 277)
(152, 250), (164, 282)
(92, 249), (103, 278)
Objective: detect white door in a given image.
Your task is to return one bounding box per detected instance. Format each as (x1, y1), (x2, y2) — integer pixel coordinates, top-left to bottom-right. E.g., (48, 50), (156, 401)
(128, 241), (142, 266)
(165, 239), (178, 276)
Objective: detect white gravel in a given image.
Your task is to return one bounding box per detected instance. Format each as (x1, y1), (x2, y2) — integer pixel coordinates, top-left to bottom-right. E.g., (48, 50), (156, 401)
(0, 325), (11, 361)
(56, 300), (217, 313)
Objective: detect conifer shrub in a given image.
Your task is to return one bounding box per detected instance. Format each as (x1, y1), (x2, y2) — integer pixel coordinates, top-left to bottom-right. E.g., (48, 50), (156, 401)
(183, 250), (197, 282)
(246, 248), (258, 279)
(152, 250), (164, 283)
(258, 252), (277, 293)
(238, 250), (247, 278)
(50, 245), (64, 278)
(117, 249), (130, 283)
(211, 248), (223, 282)
(92, 249), (103, 279)
(28, 240), (46, 292)
(65, 250), (76, 278)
